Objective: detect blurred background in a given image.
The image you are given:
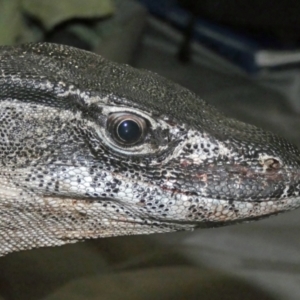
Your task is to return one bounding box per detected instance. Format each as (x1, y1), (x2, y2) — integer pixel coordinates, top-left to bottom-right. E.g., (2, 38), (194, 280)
(1, 0), (300, 299)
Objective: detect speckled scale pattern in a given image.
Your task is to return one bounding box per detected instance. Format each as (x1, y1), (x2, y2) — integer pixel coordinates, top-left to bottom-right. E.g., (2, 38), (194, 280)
(0, 43), (300, 256)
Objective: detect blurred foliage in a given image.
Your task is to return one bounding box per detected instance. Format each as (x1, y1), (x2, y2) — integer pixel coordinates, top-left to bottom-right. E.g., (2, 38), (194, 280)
(0, 0), (115, 45)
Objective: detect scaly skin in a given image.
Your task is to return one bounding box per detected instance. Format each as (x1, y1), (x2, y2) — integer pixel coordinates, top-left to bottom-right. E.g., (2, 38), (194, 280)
(0, 43), (300, 256)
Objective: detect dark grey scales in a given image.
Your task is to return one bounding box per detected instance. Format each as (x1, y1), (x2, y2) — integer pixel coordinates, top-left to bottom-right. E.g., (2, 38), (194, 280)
(0, 43), (300, 256)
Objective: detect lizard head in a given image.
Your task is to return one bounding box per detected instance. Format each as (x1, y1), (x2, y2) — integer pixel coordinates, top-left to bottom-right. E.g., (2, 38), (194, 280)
(0, 43), (299, 255)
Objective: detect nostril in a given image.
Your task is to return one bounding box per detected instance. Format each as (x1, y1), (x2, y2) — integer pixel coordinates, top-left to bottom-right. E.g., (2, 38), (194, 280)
(263, 158), (281, 170)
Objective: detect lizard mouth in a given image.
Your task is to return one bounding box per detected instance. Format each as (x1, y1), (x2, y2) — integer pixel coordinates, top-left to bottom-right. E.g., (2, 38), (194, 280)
(103, 194), (296, 230)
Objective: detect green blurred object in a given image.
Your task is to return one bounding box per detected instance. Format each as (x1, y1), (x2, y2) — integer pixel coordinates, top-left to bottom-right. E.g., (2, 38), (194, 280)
(0, 0), (146, 65)
(22, 0), (115, 30)
(0, 0), (23, 45)
(0, 0), (115, 45)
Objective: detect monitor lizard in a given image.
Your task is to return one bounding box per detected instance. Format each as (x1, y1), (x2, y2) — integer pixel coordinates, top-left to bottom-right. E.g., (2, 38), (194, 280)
(0, 43), (299, 256)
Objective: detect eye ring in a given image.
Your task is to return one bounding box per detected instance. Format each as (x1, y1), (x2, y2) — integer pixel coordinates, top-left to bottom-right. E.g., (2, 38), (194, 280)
(107, 113), (147, 146)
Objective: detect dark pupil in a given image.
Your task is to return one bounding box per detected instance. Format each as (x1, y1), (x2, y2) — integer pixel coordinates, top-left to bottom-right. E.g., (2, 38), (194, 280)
(117, 120), (141, 143)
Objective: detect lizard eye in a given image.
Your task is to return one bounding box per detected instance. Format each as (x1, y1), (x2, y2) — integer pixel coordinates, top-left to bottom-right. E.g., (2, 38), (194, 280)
(107, 113), (147, 146)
